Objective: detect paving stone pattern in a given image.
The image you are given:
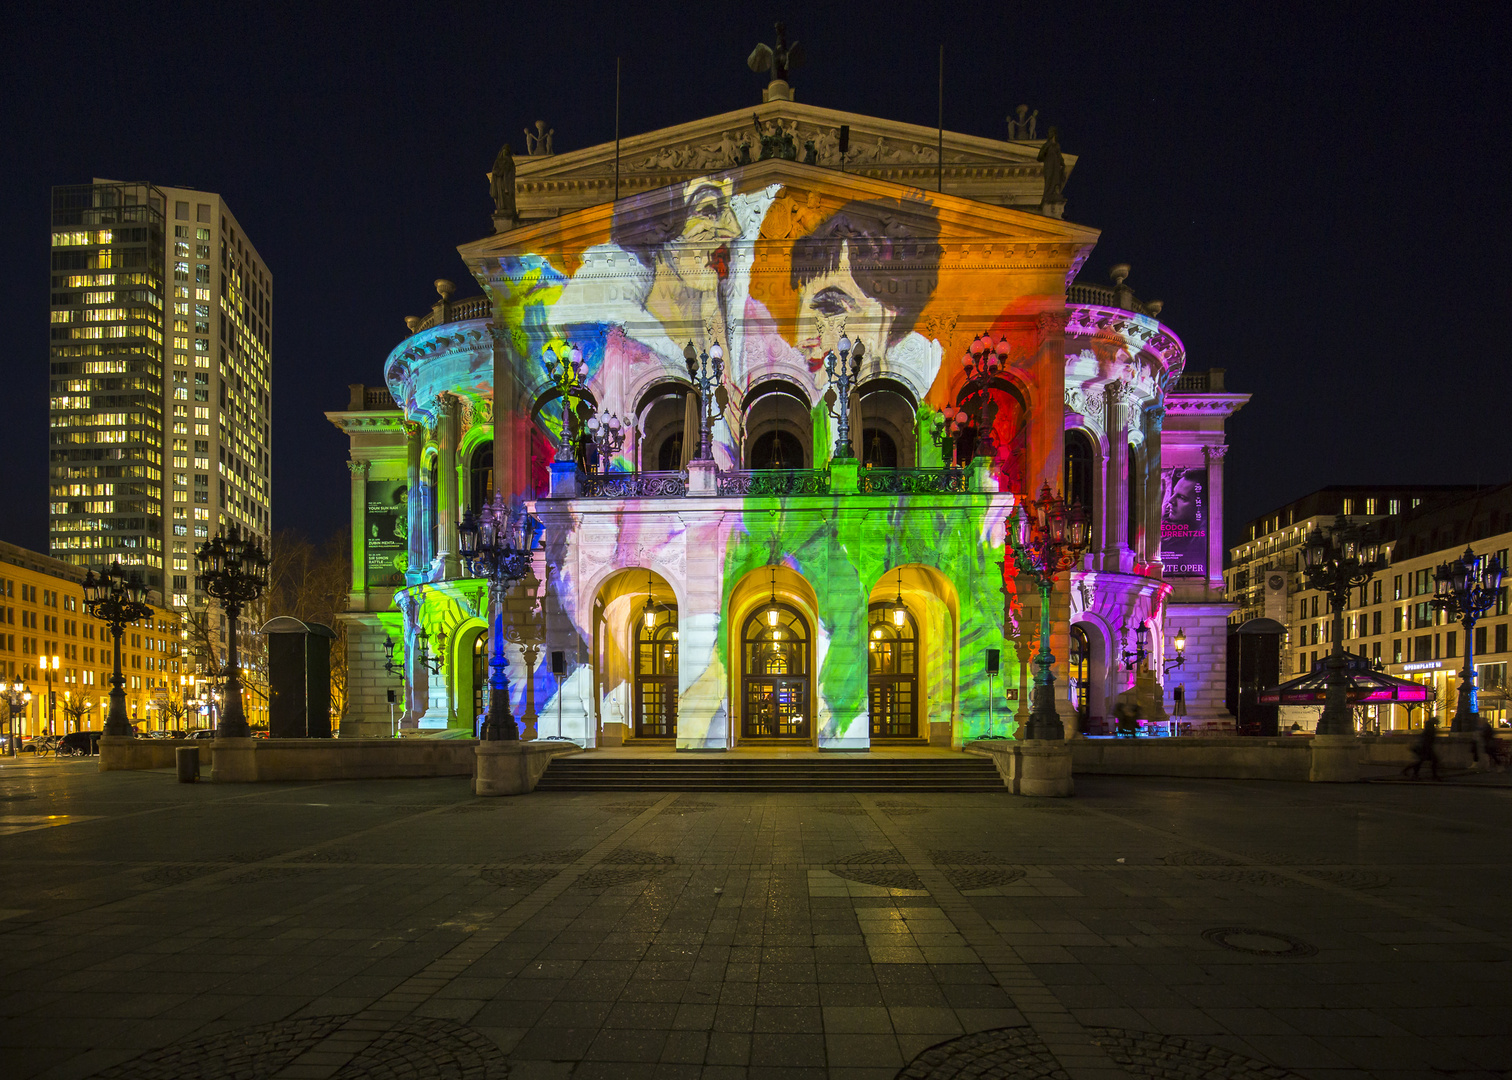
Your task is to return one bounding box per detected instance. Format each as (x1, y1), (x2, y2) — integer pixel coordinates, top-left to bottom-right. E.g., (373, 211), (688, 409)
(0, 760), (1509, 1079)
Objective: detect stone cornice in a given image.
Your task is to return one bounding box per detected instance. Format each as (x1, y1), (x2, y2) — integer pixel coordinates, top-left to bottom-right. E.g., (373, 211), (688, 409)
(1065, 304), (1186, 381)
(325, 410), (406, 434)
(1164, 393), (1251, 418)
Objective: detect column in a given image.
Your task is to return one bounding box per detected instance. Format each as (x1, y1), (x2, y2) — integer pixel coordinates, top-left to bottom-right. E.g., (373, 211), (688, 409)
(404, 421), (423, 584)
(1203, 445), (1228, 598)
(1143, 403), (1166, 565)
(347, 459), (368, 603)
(435, 394), (460, 578)
(1102, 383), (1130, 568)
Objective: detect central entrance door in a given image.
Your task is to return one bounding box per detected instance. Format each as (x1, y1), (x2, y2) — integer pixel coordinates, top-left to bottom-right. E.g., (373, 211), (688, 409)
(741, 603), (811, 739)
(868, 602), (919, 738)
(634, 606), (678, 738)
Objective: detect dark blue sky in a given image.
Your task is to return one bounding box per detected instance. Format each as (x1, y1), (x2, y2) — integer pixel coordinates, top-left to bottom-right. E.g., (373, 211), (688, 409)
(3, 1), (1508, 550)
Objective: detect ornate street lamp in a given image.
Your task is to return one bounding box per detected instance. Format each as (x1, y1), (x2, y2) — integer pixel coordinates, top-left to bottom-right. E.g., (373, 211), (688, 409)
(2, 680), (31, 756)
(82, 563), (155, 737)
(1300, 518), (1387, 735)
(195, 528), (269, 738)
(959, 334), (1010, 458)
(931, 405), (969, 467)
(583, 411), (626, 471)
(1432, 546), (1505, 732)
(541, 341), (591, 463)
(823, 336), (866, 459)
(682, 340), (724, 462)
(1008, 483), (1091, 739)
(459, 497), (543, 740)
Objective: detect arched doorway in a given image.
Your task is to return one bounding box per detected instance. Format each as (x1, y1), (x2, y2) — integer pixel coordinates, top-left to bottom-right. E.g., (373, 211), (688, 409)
(868, 602), (918, 738)
(744, 382), (812, 468)
(472, 632), (488, 729)
(634, 604), (679, 737)
(1069, 624), (1091, 732)
(741, 603), (811, 739)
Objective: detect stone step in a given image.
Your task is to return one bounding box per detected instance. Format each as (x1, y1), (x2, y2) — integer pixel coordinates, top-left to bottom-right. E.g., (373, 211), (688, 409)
(535, 756), (1004, 792)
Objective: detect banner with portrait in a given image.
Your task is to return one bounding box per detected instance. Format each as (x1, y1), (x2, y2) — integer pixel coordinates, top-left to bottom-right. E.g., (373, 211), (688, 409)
(364, 478), (408, 587)
(1160, 467), (1207, 577)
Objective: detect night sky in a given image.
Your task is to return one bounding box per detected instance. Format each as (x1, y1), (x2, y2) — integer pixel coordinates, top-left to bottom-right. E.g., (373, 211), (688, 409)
(4, 2), (1508, 555)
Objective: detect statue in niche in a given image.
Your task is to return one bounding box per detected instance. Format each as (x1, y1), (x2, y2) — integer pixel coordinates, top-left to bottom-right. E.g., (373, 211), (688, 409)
(524, 120), (554, 156)
(736, 134), (753, 165)
(1007, 105), (1039, 140)
(801, 138), (818, 165)
(752, 115), (788, 160)
(488, 143), (517, 222)
(747, 21), (804, 82)
(1037, 127), (1065, 205)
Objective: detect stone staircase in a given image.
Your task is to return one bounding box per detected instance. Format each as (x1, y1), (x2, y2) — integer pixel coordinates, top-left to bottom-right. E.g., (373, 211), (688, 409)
(534, 754), (1004, 792)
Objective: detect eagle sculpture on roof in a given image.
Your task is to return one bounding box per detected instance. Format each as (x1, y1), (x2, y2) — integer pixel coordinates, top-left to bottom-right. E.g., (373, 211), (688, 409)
(747, 22), (804, 82)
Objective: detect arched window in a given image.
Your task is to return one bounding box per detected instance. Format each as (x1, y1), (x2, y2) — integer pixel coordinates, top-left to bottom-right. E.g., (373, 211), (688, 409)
(425, 456), (438, 563)
(1065, 430), (1095, 531)
(751, 430), (805, 470)
(862, 429), (898, 469)
(741, 603), (810, 738)
(634, 604), (678, 738)
(868, 602), (917, 738)
(1127, 442), (1140, 550)
(468, 441), (493, 514)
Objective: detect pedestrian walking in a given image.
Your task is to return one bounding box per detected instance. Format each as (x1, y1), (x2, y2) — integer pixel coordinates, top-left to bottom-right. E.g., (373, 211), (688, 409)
(1404, 717), (1441, 780)
(1479, 718), (1507, 771)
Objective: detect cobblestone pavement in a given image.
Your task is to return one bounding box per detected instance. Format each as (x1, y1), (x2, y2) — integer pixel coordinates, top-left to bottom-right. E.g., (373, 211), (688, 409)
(0, 759), (1509, 1079)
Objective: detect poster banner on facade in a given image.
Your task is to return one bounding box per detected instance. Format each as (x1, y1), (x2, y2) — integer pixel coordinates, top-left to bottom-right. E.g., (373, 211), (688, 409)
(1160, 467), (1207, 577)
(365, 479), (408, 587)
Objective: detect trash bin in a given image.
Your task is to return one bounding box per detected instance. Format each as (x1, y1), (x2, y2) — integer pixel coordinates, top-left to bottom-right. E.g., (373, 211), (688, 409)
(176, 744), (200, 783)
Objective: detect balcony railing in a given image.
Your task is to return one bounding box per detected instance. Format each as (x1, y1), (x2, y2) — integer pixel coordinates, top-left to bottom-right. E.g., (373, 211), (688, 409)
(858, 467), (968, 495)
(579, 470), (688, 498)
(411, 295), (491, 333)
(716, 469), (831, 496)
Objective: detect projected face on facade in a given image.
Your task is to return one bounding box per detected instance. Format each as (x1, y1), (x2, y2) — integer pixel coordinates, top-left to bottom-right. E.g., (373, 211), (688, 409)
(794, 242), (889, 369)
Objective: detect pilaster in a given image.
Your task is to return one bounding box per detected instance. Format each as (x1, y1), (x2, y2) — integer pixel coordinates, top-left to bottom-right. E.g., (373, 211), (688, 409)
(347, 460), (368, 603)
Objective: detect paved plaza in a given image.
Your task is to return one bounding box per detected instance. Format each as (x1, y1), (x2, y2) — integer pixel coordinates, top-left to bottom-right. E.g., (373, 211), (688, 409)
(0, 758), (1509, 1080)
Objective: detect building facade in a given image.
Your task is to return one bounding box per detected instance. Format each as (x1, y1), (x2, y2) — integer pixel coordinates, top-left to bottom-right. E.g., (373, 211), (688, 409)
(331, 92), (1244, 745)
(48, 180), (273, 614)
(1225, 484), (1510, 729)
(0, 540), (186, 737)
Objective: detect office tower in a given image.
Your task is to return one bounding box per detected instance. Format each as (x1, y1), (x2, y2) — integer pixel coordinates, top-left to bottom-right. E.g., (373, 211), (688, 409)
(48, 179), (272, 616)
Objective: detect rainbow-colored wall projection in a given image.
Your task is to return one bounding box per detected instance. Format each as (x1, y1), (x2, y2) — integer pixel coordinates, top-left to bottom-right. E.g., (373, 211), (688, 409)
(335, 116), (1240, 745)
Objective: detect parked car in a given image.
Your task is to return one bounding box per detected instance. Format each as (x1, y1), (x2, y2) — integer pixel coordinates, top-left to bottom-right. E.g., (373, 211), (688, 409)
(185, 729), (216, 740)
(58, 731), (101, 756)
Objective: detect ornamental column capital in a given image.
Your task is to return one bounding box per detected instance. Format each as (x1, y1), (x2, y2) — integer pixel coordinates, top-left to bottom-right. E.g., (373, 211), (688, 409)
(1037, 310), (1070, 344)
(1203, 444), (1230, 462)
(347, 459), (370, 477)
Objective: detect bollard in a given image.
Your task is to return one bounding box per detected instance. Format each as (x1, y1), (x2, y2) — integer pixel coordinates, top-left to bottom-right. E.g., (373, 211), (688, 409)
(175, 745), (200, 783)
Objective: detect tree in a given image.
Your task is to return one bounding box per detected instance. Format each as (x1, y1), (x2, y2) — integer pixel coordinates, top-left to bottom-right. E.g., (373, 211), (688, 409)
(62, 694), (95, 733)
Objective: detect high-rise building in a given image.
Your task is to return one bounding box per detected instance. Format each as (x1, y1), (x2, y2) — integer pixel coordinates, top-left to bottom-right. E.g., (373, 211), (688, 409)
(47, 179), (273, 617)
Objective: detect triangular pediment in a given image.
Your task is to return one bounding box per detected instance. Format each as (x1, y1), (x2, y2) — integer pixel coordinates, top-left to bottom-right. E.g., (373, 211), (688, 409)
(507, 99), (1073, 222)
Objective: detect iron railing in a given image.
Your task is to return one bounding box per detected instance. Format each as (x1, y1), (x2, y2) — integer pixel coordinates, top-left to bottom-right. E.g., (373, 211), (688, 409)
(858, 467), (968, 495)
(579, 470), (688, 498)
(716, 469), (830, 496)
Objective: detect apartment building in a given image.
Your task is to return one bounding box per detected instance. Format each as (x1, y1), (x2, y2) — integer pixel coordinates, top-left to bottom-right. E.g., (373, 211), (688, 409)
(0, 540), (185, 736)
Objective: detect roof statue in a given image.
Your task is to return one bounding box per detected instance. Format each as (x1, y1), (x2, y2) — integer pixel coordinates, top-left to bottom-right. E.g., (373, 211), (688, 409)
(748, 22), (804, 102)
(524, 120), (554, 156)
(488, 143), (518, 226)
(1037, 127), (1066, 217)
(1007, 105), (1039, 141)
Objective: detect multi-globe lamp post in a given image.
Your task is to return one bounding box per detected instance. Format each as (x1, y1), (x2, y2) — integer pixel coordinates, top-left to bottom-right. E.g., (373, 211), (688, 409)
(542, 342), (591, 464)
(682, 340), (724, 460)
(81, 563), (154, 737)
(823, 336), (866, 458)
(1300, 519), (1387, 736)
(2, 680), (32, 756)
(458, 498), (543, 741)
(1431, 547), (1505, 732)
(195, 528), (270, 738)
(1008, 483), (1091, 740)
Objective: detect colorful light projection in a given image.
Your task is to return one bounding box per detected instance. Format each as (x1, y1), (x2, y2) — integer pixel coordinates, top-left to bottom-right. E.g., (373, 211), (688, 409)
(390, 170), (1109, 746)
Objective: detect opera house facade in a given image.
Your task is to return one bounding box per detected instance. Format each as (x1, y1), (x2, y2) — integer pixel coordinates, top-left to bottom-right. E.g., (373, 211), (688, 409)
(329, 87), (1246, 749)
